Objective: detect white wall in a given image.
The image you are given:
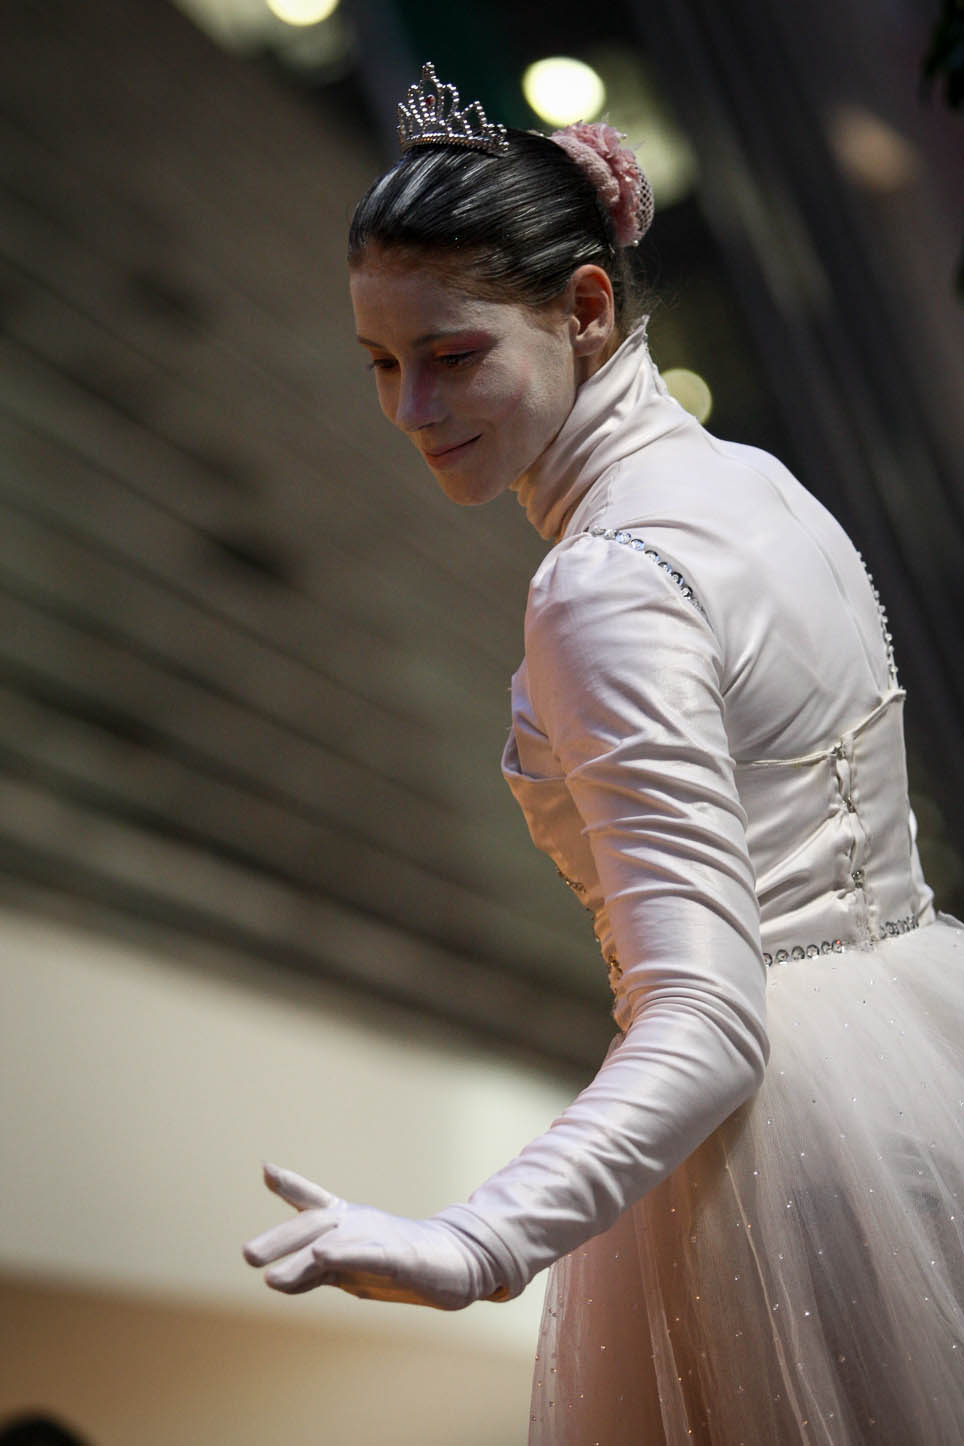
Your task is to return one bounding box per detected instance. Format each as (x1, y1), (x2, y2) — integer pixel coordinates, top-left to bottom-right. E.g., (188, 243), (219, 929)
(0, 1274), (540, 1446)
(0, 905), (578, 1442)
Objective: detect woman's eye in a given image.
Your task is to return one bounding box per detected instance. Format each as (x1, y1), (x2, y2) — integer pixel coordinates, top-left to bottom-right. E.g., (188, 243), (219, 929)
(367, 357), (397, 372)
(437, 351), (475, 369)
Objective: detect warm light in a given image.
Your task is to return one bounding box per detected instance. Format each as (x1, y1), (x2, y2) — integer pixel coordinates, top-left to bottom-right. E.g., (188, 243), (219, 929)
(827, 104), (917, 193)
(663, 368), (713, 424)
(523, 57), (606, 127)
(266, 0), (339, 25)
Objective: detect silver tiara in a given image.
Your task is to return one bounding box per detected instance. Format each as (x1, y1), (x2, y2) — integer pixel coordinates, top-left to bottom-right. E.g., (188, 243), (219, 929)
(397, 62), (509, 156)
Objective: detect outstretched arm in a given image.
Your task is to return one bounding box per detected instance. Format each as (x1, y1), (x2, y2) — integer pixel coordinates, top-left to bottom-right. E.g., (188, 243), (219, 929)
(244, 534), (768, 1307)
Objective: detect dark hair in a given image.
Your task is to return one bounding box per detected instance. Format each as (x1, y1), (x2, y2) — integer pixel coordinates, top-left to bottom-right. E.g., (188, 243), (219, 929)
(0, 1417), (90, 1446)
(347, 130), (645, 334)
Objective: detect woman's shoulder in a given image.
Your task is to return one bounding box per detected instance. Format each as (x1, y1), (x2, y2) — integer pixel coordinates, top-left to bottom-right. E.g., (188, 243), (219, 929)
(523, 527), (720, 673)
(558, 423), (860, 624)
(569, 423), (815, 543)
(531, 525), (710, 622)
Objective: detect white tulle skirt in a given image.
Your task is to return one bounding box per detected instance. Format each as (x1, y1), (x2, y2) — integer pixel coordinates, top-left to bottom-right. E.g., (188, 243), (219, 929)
(529, 915), (964, 1445)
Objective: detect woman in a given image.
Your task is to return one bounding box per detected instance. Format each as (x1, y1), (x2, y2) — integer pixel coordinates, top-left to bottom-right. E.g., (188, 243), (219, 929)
(245, 63), (964, 1442)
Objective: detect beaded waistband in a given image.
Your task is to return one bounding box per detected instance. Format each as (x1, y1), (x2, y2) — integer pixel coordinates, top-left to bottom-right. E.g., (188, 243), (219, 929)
(763, 912), (920, 967)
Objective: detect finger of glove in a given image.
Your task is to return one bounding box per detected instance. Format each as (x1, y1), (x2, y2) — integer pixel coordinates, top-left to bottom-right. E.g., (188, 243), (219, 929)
(244, 1206), (337, 1267)
(264, 1241), (336, 1294)
(262, 1163), (337, 1211)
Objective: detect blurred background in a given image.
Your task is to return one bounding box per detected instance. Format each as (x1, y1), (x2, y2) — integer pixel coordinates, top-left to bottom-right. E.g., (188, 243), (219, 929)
(0, 0), (961, 1441)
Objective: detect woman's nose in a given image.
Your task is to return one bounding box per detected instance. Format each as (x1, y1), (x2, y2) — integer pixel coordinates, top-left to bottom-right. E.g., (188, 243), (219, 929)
(394, 369), (444, 433)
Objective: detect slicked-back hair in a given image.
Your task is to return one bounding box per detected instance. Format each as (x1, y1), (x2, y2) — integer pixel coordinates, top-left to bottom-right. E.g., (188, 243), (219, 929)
(348, 130), (644, 333)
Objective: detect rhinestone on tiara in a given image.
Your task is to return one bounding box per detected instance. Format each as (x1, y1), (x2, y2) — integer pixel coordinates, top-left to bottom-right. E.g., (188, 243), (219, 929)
(397, 62), (509, 156)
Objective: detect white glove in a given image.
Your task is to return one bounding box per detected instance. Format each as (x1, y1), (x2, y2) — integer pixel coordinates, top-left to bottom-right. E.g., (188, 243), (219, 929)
(243, 1163), (504, 1310)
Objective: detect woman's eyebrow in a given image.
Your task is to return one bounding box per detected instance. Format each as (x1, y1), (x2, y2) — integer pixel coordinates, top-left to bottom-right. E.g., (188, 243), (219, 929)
(356, 328), (482, 348)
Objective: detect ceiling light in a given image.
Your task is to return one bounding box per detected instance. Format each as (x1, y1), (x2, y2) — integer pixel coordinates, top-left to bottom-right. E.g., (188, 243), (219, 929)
(266, 0), (339, 26)
(523, 57), (606, 127)
(663, 368), (713, 424)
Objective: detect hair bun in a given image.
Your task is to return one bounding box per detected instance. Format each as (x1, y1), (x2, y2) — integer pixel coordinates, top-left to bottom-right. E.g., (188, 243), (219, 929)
(549, 122), (654, 247)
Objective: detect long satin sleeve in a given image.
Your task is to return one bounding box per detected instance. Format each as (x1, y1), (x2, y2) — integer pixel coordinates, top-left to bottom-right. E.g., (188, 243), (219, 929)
(438, 534), (769, 1300)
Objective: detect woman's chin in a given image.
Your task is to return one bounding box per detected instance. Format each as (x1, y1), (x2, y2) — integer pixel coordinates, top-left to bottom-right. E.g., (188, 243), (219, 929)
(438, 477), (506, 507)
(428, 462), (508, 508)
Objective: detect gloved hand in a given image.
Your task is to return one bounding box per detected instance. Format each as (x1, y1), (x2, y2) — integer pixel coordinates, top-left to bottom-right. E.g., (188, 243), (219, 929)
(243, 1163), (504, 1310)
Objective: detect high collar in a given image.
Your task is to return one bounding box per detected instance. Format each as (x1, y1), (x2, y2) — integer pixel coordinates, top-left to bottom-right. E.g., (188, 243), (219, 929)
(511, 325), (689, 541)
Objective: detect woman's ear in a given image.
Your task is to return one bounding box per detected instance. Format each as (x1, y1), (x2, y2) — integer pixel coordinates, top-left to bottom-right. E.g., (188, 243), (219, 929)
(568, 265), (616, 362)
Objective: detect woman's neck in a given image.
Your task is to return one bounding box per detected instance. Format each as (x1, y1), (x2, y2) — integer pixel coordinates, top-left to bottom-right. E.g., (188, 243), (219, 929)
(512, 325), (689, 541)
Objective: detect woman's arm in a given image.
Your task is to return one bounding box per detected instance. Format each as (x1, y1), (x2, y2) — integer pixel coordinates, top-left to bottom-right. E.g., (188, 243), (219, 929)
(438, 534), (768, 1294)
(245, 534), (768, 1306)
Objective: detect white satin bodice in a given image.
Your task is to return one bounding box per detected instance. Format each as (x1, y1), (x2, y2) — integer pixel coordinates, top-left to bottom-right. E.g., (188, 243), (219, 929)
(433, 331), (952, 1321)
(504, 329), (933, 1027)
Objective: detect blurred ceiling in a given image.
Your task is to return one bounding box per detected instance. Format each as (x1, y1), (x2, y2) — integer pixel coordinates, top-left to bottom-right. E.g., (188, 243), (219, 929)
(1, 0), (961, 1073)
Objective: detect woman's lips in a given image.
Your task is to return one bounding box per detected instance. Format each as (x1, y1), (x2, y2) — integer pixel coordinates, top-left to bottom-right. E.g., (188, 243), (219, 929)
(422, 435), (481, 466)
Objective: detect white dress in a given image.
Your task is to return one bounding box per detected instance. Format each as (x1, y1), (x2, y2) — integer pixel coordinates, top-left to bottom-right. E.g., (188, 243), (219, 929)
(502, 330), (964, 1444)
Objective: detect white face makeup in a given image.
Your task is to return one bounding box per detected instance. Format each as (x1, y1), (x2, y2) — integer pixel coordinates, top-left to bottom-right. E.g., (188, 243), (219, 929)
(349, 254), (581, 506)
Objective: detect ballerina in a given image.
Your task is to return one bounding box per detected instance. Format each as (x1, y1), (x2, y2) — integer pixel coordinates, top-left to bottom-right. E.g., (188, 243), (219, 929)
(245, 62), (964, 1443)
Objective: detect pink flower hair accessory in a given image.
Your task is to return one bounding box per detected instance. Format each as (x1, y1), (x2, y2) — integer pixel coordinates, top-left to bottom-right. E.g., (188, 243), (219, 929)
(549, 122), (654, 247)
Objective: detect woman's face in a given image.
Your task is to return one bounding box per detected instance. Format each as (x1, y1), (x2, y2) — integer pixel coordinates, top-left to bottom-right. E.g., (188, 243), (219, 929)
(349, 251), (582, 506)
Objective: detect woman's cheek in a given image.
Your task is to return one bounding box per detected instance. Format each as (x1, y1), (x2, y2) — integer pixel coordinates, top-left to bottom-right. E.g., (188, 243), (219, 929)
(466, 367), (523, 421)
(518, 371), (572, 441)
(374, 375), (398, 423)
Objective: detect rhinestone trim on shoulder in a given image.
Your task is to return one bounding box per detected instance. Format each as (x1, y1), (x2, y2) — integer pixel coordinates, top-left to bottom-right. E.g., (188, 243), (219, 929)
(587, 527), (706, 615)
